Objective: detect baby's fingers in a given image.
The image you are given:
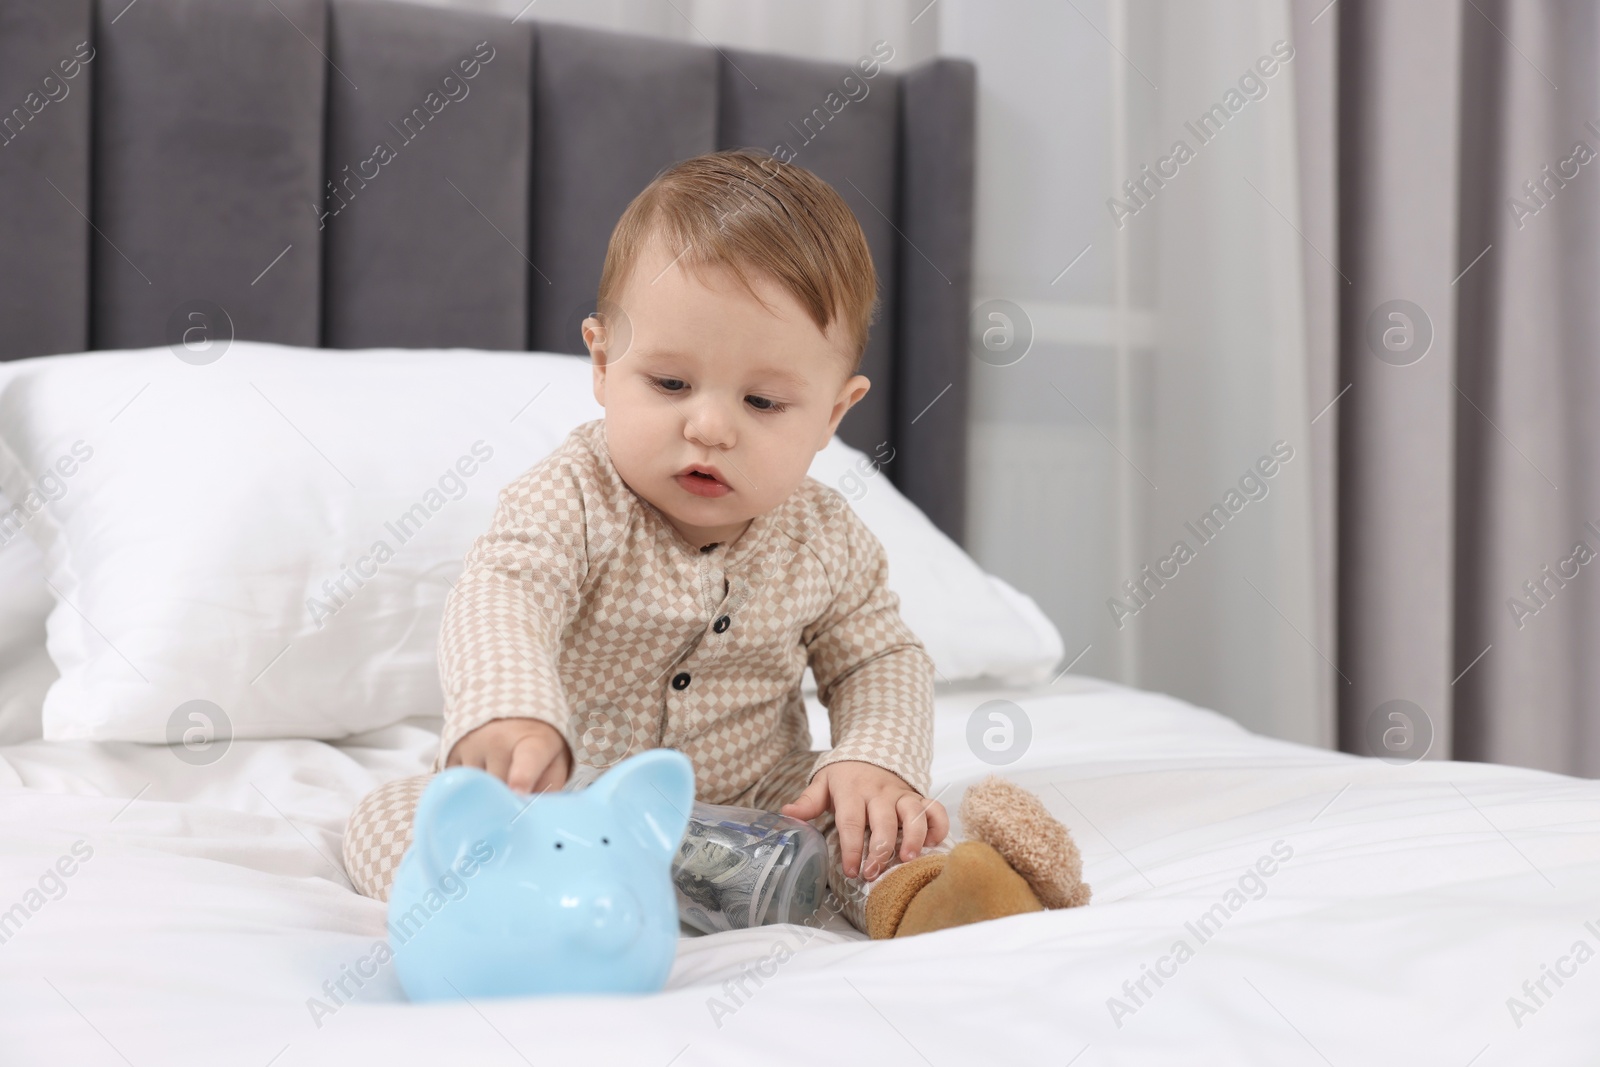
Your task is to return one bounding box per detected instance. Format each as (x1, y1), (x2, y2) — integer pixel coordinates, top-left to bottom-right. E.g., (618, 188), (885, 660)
(861, 794), (901, 880)
(532, 741), (570, 793)
(923, 797), (951, 847)
(485, 743), (514, 785)
(505, 736), (547, 793)
(895, 794), (929, 861)
(835, 797), (868, 879)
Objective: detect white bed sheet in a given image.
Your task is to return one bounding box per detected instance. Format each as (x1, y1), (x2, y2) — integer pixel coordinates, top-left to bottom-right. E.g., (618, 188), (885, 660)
(2, 677), (1598, 1065)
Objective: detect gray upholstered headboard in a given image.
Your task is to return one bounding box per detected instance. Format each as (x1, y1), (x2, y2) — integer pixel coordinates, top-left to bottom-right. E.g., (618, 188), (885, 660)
(0, 0), (975, 541)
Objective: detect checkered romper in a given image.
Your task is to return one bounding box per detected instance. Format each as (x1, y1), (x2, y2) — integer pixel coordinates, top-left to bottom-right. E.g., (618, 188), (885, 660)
(343, 419), (938, 933)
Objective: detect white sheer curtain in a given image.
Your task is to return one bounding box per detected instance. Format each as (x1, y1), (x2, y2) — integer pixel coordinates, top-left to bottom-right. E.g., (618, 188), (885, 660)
(387, 0), (1330, 746)
(1121, 0), (1325, 745)
(947, 0), (1327, 745)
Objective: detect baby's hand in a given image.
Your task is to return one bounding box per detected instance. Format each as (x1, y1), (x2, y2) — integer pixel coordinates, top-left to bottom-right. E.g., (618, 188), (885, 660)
(447, 717), (571, 794)
(781, 761), (949, 881)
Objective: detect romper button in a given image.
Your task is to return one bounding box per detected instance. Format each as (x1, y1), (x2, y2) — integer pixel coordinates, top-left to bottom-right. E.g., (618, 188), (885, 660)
(713, 615), (730, 634)
(671, 672), (691, 690)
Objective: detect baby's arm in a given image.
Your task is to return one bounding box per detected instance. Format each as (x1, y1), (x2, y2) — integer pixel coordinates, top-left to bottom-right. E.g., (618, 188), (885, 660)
(786, 499), (942, 878)
(435, 461), (589, 791)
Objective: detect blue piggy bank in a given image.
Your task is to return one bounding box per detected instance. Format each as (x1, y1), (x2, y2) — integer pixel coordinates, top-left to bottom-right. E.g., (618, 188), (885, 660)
(387, 748), (694, 1001)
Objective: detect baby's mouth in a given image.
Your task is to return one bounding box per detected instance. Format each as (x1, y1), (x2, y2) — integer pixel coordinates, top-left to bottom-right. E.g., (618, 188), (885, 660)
(674, 467), (732, 498)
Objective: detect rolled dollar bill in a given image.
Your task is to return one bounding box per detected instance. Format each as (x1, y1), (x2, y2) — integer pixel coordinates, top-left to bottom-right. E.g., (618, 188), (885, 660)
(565, 761), (827, 934)
(673, 801), (827, 934)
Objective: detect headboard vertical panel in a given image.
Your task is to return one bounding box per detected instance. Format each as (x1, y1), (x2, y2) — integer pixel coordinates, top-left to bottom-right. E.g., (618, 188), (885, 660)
(529, 25), (717, 355)
(715, 48), (901, 463)
(322, 0), (532, 350)
(895, 59), (976, 543)
(0, 0), (93, 362)
(0, 1), (976, 543)
(89, 0), (326, 352)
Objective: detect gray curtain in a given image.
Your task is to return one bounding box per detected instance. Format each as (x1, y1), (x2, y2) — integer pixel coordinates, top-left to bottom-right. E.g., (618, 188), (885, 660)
(1298, 0), (1600, 775)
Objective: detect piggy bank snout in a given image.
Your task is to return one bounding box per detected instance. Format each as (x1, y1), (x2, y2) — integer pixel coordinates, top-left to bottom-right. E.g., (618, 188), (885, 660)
(571, 881), (643, 952)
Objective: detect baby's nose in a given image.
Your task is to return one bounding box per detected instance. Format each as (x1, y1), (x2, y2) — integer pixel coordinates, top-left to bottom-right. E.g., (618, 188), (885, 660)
(681, 404), (736, 449)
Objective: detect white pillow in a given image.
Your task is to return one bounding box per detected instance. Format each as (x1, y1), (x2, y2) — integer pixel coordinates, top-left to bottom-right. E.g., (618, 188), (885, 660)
(0, 357), (58, 745)
(0, 343), (600, 743)
(804, 438), (1062, 687)
(0, 490), (57, 745)
(0, 343), (1060, 744)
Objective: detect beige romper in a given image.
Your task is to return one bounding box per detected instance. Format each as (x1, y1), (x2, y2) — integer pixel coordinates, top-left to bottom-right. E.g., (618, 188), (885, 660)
(342, 418), (939, 933)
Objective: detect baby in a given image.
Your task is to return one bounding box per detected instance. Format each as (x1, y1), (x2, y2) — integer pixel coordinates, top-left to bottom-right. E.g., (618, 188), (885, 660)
(344, 149), (1032, 937)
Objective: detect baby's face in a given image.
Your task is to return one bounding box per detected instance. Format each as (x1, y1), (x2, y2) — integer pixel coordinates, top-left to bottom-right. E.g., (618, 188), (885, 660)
(585, 235), (870, 549)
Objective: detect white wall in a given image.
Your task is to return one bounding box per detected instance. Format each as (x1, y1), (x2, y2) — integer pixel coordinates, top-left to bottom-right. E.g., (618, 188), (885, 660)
(425, 0), (938, 68)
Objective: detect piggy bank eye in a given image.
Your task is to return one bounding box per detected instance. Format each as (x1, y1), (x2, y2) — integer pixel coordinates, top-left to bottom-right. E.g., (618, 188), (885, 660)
(554, 842), (563, 850)
(601, 837), (610, 846)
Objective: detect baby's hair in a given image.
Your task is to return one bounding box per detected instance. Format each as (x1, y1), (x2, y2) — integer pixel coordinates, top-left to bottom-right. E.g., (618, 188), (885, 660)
(596, 148), (879, 376)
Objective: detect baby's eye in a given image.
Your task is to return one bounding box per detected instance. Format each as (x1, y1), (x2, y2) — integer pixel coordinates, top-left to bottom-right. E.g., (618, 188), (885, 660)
(746, 395), (787, 413)
(650, 376), (686, 393)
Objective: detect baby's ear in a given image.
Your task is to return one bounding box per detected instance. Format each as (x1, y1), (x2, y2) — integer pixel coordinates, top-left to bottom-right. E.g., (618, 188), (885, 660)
(587, 750), (694, 862)
(411, 767), (523, 879)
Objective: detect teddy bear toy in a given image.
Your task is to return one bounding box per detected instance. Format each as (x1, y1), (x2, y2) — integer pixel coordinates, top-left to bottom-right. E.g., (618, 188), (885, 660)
(864, 775), (1094, 939)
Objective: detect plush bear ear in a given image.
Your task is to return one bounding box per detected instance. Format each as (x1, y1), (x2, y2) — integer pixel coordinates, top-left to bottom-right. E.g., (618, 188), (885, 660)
(411, 767), (524, 879)
(586, 749), (694, 862)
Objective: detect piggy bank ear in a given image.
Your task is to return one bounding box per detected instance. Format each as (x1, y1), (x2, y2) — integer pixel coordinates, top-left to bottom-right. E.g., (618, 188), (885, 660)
(587, 749), (694, 861)
(411, 767), (524, 878)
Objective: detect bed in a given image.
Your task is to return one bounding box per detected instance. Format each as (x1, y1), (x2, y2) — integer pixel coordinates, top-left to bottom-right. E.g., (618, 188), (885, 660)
(2, 1), (1599, 1064)
(5, 672), (1600, 1064)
